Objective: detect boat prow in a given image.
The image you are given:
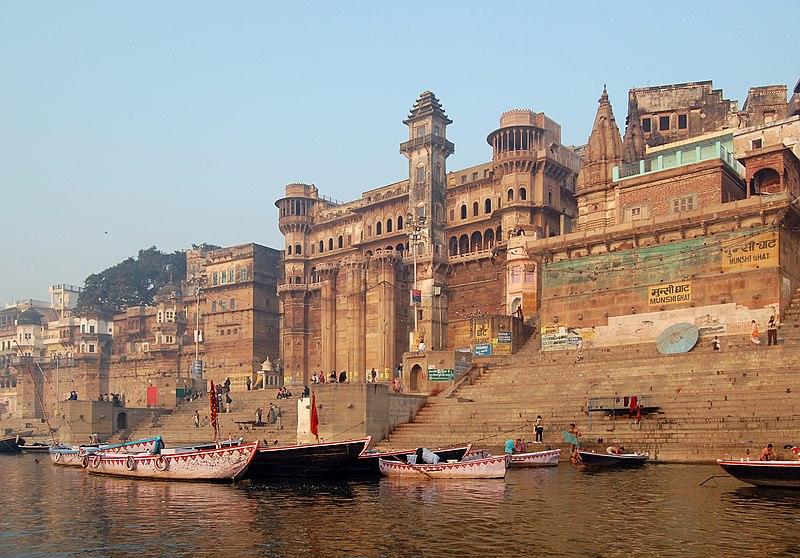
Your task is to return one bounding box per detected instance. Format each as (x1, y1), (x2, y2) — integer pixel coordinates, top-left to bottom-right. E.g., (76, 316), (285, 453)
(716, 459), (800, 489)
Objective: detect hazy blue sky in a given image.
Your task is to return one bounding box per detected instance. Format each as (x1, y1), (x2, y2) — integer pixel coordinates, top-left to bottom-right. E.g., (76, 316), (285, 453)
(1, 2), (796, 303)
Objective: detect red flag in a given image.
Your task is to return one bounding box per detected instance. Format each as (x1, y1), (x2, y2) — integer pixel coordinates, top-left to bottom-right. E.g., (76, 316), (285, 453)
(209, 381), (219, 443)
(310, 391), (319, 441)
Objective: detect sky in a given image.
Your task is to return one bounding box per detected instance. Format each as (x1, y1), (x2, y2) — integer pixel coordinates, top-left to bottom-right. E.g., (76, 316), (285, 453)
(1, 1), (797, 303)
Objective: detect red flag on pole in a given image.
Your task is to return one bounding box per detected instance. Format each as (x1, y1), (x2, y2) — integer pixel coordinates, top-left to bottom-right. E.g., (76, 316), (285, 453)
(209, 381), (220, 443)
(310, 391), (319, 441)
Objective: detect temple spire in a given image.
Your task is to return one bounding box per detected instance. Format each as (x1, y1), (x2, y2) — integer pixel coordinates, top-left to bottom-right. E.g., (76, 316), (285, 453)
(577, 86), (623, 193)
(622, 90), (646, 164)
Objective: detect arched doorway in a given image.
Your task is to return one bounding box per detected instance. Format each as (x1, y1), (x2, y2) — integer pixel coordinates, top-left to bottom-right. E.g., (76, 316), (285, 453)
(409, 364), (423, 392)
(510, 297), (522, 315)
(116, 411), (128, 432)
(753, 167), (781, 194)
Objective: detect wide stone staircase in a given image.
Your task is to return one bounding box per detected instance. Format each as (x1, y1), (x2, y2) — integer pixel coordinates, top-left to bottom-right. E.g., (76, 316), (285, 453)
(115, 390), (300, 447)
(387, 292), (800, 462)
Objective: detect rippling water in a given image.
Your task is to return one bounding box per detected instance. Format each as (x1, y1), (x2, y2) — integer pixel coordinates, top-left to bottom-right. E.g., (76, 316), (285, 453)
(1, 454), (799, 557)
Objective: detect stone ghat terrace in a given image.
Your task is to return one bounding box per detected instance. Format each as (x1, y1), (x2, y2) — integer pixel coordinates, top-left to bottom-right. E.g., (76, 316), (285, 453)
(116, 390), (300, 447)
(386, 291), (800, 463)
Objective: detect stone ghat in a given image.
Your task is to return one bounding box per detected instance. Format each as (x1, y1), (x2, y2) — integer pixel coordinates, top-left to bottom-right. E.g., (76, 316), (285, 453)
(387, 293), (800, 463)
(116, 390), (299, 447)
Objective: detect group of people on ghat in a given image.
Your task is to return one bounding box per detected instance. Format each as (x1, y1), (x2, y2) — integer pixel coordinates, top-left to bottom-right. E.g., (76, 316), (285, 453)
(503, 415), (547, 454)
(710, 314), (781, 351)
(96, 393), (124, 405)
(215, 378), (233, 413)
(310, 370), (349, 384)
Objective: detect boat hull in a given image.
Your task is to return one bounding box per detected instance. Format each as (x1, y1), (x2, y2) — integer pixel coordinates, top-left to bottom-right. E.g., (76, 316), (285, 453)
(49, 436), (164, 467)
(379, 455), (508, 479)
(509, 449), (561, 468)
(85, 442), (259, 482)
(579, 451), (648, 468)
(351, 445), (472, 476)
(0, 436), (25, 454)
(717, 460), (800, 488)
(248, 437), (371, 479)
(20, 444), (52, 454)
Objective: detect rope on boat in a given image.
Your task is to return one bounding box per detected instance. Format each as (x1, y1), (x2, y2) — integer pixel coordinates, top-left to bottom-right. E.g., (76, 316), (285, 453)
(699, 474), (729, 487)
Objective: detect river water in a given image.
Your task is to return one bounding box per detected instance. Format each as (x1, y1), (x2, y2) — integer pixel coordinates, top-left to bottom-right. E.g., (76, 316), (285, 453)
(1, 454), (799, 557)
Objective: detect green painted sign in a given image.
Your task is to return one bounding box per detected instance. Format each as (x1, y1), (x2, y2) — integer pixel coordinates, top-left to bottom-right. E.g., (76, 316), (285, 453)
(427, 369), (455, 381)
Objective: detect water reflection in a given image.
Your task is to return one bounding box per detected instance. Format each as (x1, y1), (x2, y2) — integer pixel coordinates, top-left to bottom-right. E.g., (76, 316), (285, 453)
(2, 456), (800, 557)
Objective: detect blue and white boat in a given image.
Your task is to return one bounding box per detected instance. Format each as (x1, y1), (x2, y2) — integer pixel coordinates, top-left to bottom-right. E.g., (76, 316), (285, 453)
(49, 436), (164, 467)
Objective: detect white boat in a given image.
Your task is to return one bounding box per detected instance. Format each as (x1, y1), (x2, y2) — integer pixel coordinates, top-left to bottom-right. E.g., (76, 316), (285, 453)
(378, 454), (508, 479)
(508, 448), (561, 467)
(49, 436), (164, 467)
(84, 441), (259, 481)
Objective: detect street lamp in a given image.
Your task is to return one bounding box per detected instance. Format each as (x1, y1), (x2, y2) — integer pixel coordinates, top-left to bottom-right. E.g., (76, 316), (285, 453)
(406, 205), (427, 347)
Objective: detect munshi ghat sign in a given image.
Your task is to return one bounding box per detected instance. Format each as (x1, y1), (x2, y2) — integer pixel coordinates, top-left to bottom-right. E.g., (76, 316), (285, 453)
(721, 231), (778, 272)
(648, 281), (692, 307)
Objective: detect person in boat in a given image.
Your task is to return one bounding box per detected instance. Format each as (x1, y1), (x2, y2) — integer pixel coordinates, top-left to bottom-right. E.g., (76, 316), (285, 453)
(534, 415), (544, 444)
(514, 438), (526, 453)
(504, 439), (515, 455)
(759, 443), (777, 461)
(606, 445), (626, 455)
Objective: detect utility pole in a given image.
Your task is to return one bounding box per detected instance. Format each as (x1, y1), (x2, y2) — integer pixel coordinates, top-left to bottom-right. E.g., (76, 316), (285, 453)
(406, 209), (427, 348)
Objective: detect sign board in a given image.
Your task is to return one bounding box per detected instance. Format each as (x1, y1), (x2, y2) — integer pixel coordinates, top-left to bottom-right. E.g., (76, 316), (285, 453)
(473, 343), (492, 357)
(648, 281), (691, 307)
(492, 341), (511, 356)
(191, 360), (204, 380)
(471, 317), (492, 345)
(427, 369), (455, 381)
(497, 331), (512, 343)
(410, 289), (422, 306)
(453, 349), (472, 377)
(721, 231), (778, 272)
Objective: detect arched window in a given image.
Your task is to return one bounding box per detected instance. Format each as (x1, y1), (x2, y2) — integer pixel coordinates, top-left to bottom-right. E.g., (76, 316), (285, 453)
(471, 231), (483, 251)
(295, 244), (302, 255)
(376, 221), (383, 235)
(507, 189), (514, 201)
(519, 187), (527, 201)
(459, 234), (470, 254)
(484, 198), (492, 214)
(460, 204), (467, 220)
(472, 202), (479, 216)
(386, 219), (393, 233)
(337, 235), (343, 249)
(397, 215), (404, 229)
(449, 236), (458, 256)
(396, 243), (405, 254)
(311, 267), (318, 283)
(319, 240), (324, 253)
(328, 238), (334, 251)
(484, 228), (495, 247)
(287, 245), (293, 256)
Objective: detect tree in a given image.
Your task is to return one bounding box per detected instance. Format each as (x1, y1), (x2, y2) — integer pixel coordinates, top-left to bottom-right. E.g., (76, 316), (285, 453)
(77, 247), (187, 313)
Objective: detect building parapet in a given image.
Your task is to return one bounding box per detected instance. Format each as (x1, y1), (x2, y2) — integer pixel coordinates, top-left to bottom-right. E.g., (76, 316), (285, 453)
(613, 140), (744, 182)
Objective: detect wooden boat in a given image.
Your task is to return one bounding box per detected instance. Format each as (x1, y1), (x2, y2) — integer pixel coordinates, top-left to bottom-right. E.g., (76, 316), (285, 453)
(716, 459), (800, 489)
(248, 437), (371, 479)
(49, 436), (164, 467)
(508, 448), (561, 468)
(20, 442), (52, 454)
(350, 444), (472, 476)
(378, 454), (508, 479)
(0, 435), (25, 454)
(84, 442), (259, 481)
(578, 450), (649, 467)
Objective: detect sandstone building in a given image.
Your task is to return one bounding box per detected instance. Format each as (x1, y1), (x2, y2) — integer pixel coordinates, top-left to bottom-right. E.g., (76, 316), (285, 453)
(278, 79), (800, 387)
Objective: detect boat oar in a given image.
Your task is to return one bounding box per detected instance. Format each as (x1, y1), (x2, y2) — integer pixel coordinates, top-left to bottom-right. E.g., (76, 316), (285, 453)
(699, 474), (729, 487)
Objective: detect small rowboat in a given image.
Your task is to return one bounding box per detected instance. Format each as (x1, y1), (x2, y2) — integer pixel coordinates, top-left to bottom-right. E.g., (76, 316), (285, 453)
(50, 436), (164, 467)
(509, 448), (561, 468)
(84, 442), (259, 482)
(0, 435), (25, 454)
(578, 450), (648, 468)
(379, 454), (508, 479)
(20, 442), (52, 454)
(717, 459), (800, 489)
(351, 444), (472, 476)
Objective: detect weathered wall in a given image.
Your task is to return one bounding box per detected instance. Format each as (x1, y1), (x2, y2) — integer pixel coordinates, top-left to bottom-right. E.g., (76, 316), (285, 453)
(540, 226), (783, 348)
(389, 393), (427, 431)
(445, 256), (507, 349)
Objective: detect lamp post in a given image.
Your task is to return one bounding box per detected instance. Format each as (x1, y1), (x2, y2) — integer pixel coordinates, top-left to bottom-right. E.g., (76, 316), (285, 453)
(406, 207), (427, 347)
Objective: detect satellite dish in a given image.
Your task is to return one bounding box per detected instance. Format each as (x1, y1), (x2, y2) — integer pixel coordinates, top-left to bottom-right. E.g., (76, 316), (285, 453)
(656, 323), (699, 355)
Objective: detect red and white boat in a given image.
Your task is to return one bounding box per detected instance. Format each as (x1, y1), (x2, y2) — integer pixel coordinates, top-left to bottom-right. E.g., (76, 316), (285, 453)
(84, 442), (259, 482)
(50, 436), (164, 468)
(379, 454), (508, 479)
(508, 448), (561, 468)
(716, 459), (800, 489)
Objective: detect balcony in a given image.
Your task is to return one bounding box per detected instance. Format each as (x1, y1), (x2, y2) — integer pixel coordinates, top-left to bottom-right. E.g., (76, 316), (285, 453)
(277, 282), (308, 295)
(400, 133), (455, 156)
(613, 140), (745, 182)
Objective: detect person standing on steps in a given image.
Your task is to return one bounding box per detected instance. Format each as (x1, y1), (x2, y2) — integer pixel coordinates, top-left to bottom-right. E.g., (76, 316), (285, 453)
(711, 336), (721, 351)
(767, 315), (779, 346)
(750, 320), (761, 345)
(534, 415), (544, 444)
(275, 405), (283, 430)
(193, 410), (200, 429)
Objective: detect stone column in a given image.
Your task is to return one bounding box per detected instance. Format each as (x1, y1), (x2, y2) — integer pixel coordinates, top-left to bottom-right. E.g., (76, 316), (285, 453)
(343, 260), (367, 382)
(318, 264), (338, 378)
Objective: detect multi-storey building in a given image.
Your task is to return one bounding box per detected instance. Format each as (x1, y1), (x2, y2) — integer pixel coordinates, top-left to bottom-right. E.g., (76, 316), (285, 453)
(277, 91), (580, 384)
